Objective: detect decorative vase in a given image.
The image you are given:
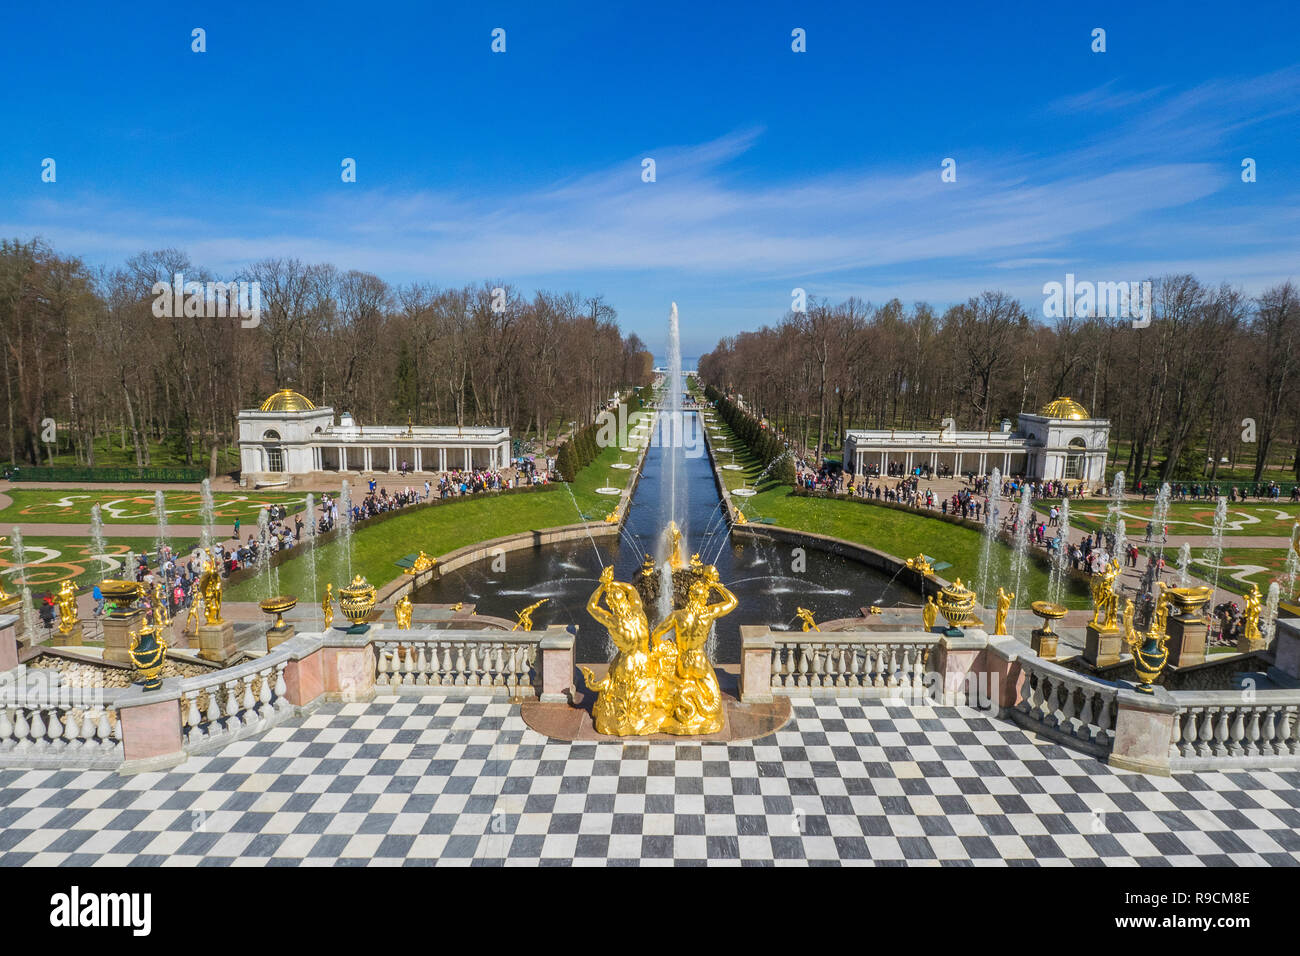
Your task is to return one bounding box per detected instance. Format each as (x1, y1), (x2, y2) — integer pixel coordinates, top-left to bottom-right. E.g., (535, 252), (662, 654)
(259, 594), (297, 630)
(128, 624), (168, 691)
(338, 575), (376, 632)
(1131, 633), (1169, 694)
(937, 579), (979, 634)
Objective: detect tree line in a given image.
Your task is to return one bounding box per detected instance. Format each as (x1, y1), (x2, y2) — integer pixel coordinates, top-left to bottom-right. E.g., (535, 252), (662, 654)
(0, 238), (654, 470)
(697, 277), (1300, 482)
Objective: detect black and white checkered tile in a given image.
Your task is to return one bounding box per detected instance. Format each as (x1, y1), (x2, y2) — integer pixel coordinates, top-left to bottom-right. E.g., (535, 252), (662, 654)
(2, 698), (1298, 866)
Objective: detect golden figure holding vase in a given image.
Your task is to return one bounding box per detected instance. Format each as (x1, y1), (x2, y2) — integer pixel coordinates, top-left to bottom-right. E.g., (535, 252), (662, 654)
(56, 580), (79, 634)
(198, 556), (223, 625)
(650, 565), (735, 735)
(1089, 559), (1121, 630)
(322, 583), (334, 628)
(395, 594), (413, 629)
(994, 587), (1014, 636)
(512, 598), (548, 632)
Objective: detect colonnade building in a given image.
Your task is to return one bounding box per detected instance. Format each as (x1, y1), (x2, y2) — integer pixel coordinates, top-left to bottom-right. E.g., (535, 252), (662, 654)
(843, 397), (1110, 485)
(238, 389), (510, 487)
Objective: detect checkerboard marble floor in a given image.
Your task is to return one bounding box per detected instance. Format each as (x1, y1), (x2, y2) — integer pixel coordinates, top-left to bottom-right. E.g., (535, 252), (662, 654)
(2, 697), (1299, 866)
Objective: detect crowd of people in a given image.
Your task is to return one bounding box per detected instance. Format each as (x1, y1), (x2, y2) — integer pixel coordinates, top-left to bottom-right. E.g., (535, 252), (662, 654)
(1134, 479), (1299, 502)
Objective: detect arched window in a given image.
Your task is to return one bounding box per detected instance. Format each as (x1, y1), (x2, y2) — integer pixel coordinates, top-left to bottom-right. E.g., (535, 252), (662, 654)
(262, 429), (281, 441)
(1064, 437), (1087, 479)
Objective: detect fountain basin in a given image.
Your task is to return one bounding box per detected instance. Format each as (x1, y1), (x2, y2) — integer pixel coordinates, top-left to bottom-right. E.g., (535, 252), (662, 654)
(732, 488), (757, 497)
(594, 487), (622, 496)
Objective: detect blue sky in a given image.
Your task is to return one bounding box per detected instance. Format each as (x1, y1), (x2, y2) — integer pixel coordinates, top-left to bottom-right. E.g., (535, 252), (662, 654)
(2, 1), (1298, 355)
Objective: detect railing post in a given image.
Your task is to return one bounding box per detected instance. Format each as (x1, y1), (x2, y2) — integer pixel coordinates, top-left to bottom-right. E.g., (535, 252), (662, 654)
(937, 629), (989, 707)
(538, 627), (574, 703)
(739, 627), (774, 703)
(1109, 686), (1177, 776)
(116, 679), (186, 775)
(280, 635), (326, 710)
(322, 632), (376, 703)
(0, 613), (17, 672)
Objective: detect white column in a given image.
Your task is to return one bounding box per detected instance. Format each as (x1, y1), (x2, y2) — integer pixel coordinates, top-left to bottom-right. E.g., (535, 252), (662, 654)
(440, 448), (447, 472)
(464, 448), (471, 470)
(390, 446), (398, 473)
(979, 452), (987, 474)
(1003, 452), (1010, 474)
(955, 452), (962, 474)
(340, 446), (348, 471)
(415, 448), (422, 472)
(879, 450), (886, 474)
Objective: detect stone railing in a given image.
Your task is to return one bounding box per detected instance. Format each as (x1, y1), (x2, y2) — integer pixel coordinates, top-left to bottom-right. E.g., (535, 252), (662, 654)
(1168, 692), (1300, 771)
(178, 652), (294, 755)
(0, 694), (122, 769)
(766, 635), (940, 697)
(375, 634), (540, 695)
(1010, 654), (1119, 759)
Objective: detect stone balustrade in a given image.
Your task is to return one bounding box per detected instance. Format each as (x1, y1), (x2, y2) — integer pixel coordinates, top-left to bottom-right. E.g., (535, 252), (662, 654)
(375, 635), (540, 695)
(1010, 654), (1119, 759)
(179, 654), (294, 755)
(767, 635), (940, 697)
(0, 696), (122, 767)
(1168, 692), (1300, 771)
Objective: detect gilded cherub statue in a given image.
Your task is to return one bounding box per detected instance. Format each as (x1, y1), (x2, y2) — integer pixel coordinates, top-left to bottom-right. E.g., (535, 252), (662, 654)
(1089, 558), (1121, 630)
(395, 594), (413, 629)
(56, 580), (79, 634)
(198, 556), (223, 625)
(796, 607), (819, 632)
(579, 566), (664, 736)
(994, 587), (1015, 636)
(322, 583), (334, 628)
(151, 580), (171, 628)
(1242, 583), (1262, 646)
(512, 598), (549, 632)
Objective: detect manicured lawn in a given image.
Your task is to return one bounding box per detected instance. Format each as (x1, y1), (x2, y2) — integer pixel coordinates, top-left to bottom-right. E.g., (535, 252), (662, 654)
(703, 401), (1091, 610)
(6, 436), (241, 471)
(1190, 547), (1297, 600)
(0, 488), (311, 525)
(1, 536), (201, 592)
(1036, 499), (1300, 538)
(226, 443), (638, 602)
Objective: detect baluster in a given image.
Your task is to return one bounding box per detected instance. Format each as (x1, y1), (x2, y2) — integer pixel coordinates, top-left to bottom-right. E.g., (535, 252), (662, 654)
(29, 710), (47, 750)
(1168, 708), (1183, 760)
(1015, 669), (1034, 713)
(1179, 710), (1197, 758)
(821, 645), (836, 688)
(97, 710), (114, 747)
(1259, 706), (1277, 756)
(258, 667), (274, 720)
(401, 646), (415, 686)
(377, 645), (390, 683)
(912, 645), (926, 694)
(415, 645), (428, 685)
(1196, 707), (1214, 757)
(0, 708), (12, 747)
(1244, 707), (1262, 757)
(1039, 677), (1059, 726)
(186, 695), (203, 744)
(1227, 707), (1246, 756)
(13, 709), (31, 749)
(846, 645), (861, 689)
(1286, 706), (1300, 755)
(76, 711), (97, 750)
(1057, 682), (1077, 734)
(224, 680), (243, 734)
(491, 644), (505, 686)
(1078, 690), (1095, 744)
(274, 662), (291, 713)
(1215, 706), (1234, 757)
(453, 644), (467, 685)
(62, 710), (80, 749)
(241, 676), (256, 719)
(1095, 692), (1114, 745)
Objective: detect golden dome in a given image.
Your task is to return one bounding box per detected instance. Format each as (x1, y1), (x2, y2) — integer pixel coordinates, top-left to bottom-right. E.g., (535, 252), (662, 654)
(259, 388), (316, 412)
(1039, 396), (1089, 420)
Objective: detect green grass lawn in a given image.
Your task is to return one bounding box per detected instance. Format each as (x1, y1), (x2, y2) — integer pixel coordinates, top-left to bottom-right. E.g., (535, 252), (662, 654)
(1189, 547), (1297, 600)
(8, 436), (241, 471)
(1, 536), (201, 592)
(702, 402), (1091, 610)
(0, 488), (313, 525)
(1036, 499), (1300, 538)
(226, 442), (638, 602)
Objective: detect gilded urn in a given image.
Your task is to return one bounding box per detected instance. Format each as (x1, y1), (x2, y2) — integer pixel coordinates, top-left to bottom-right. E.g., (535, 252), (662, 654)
(128, 623), (168, 691)
(100, 579), (144, 616)
(338, 575), (377, 632)
(1131, 632), (1170, 694)
(1030, 600), (1068, 636)
(936, 578), (979, 633)
(1164, 585), (1213, 618)
(259, 594), (297, 630)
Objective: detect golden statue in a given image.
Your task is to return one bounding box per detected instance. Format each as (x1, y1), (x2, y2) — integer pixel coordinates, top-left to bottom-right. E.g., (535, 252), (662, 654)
(395, 594), (413, 629)
(185, 593), (204, 636)
(579, 567), (666, 736)
(993, 587), (1014, 635)
(796, 607), (819, 632)
(322, 583), (334, 627)
(151, 580), (171, 629)
(56, 580), (79, 634)
(1242, 583), (1262, 645)
(512, 598), (548, 632)
(1089, 558), (1121, 631)
(450, 601), (463, 612)
(405, 551), (435, 574)
(906, 554), (934, 575)
(1124, 586), (1173, 694)
(198, 556), (223, 625)
(734, 510), (748, 525)
(651, 565), (736, 735)
(922, 595), (937, 631)
(667, 521), (685, 569)
(1122, 597), (1138, 647)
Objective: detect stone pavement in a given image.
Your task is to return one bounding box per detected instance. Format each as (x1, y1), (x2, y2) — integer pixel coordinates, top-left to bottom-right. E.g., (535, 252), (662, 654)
(2, 696), (1297, 866)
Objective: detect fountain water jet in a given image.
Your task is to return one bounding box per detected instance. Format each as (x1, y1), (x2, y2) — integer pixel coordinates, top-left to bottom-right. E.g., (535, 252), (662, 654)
(89, 504), (108, 582)
(199, 478), (216, 552)
(153, 490), (169, 559)
(976, 468), (1002, 609)
(9, 528), (39, 640)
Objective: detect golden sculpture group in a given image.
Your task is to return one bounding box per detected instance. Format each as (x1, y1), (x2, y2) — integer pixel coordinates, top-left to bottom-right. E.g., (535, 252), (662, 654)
(579, 557), (737, 737)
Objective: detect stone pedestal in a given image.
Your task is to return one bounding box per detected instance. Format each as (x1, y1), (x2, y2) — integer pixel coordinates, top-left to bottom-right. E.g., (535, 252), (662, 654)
(1108, 687), (1177, 776)
(0, 613), (18, 672)
(1030, 628), (1058, 661)
(116, 679), (186, 775)
(48, 623), (84, 647)
(197, 620), (236, 662)
(266, 623), (295, 652)
(1165, 614), (1206, 668)
(102, 609), (146, 665)
(539, 629), (574, 703)
(1083, 623), (1123, 668)
(1237, 633), (1269, 655)
(1275, 619), (1300, 680)
(739, 629), (774, 703)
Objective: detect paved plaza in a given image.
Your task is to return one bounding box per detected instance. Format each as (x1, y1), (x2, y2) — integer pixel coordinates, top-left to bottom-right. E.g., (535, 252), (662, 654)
(3, 696), (1298, 866)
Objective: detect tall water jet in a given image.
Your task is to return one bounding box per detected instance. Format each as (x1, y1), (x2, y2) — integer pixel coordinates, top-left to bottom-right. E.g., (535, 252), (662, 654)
(199, 478), (216, 552)
(89, 504), (108, 582)
(339, 479), (354, 583)
(1177, 542), (1192, 588)
(9, 527), (38, 641)
(1264, 581), (1281, 643)
(1047, 497), (1071, 606)
(1205, 496), (1228, 600)
(153, 490), (169, 559)
(976, 467), (1002, 608)
(1286, 523), (1300, 600)
(303, 493), (319, 620)
(1103, 471), (1126, 538)
(663, 302), (685, 536)
(1007, 488), (1034, 634)
(1114, 518), (1128, 570)
(256, 507), (277, 599)
(1150, 482), (1171, 560)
